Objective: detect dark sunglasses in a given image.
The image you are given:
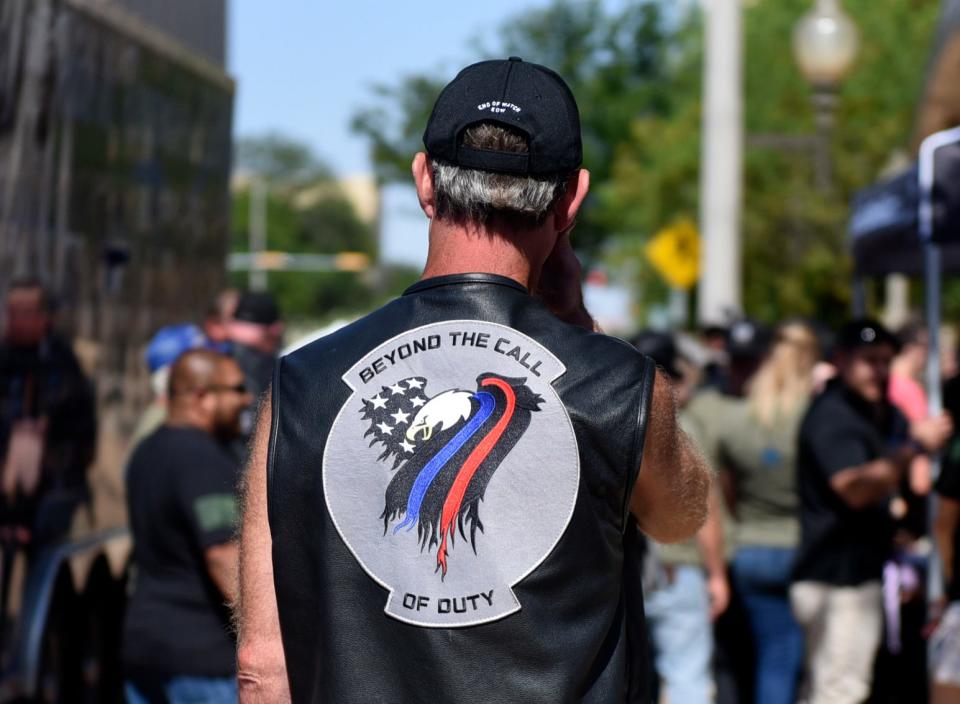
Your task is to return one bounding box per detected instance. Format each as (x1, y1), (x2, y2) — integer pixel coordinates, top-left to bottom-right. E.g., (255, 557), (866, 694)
(207, 382), (248, 395)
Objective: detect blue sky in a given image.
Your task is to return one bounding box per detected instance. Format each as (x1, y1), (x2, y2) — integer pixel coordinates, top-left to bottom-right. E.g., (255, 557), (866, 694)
(226, 1), (638, 329)
(229, 0), (560, 177)
(228, 0), (564, 268)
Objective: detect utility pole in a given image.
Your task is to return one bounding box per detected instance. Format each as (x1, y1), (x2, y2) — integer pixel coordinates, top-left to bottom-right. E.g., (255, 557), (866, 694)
(697, 0), (744, 326)
(249, 177), (268, 291)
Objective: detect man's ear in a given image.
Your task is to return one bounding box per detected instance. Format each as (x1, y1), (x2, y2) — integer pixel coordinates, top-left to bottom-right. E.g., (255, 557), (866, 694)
(552, 169), (590, 234)
(412, 152), (437, 220)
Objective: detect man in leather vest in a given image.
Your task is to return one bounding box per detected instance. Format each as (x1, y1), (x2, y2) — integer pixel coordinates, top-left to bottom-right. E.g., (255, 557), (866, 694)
(236, 57), (712, 704)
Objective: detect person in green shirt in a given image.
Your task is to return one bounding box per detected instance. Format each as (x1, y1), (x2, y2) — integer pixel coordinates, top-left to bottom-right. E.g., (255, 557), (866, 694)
(633, 331), (729, 704)
(720, 321), (820, 704)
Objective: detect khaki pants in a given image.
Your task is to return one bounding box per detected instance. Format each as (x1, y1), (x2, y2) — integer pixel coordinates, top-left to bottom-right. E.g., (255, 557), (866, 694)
(790, 580), (883, 704)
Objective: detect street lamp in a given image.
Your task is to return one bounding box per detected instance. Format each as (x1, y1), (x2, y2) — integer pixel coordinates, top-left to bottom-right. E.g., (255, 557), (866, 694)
(792, 0), (860, 190)
(793, 0), (859, 87)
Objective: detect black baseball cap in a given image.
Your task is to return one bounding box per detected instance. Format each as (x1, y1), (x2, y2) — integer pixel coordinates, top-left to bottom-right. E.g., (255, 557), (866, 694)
(631, 331), (682, 379)
(234, 291), (281, 325)
(836, 319), (900, 353)
(423, 57), (582, 176)
(727, 319), (773, 360)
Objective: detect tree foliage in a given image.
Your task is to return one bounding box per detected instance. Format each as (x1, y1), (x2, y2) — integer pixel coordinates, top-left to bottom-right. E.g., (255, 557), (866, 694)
(738, 0), (938, 324)
(352, 0), (941, 326)
(236, 133), (333, 187)
(231, 134), (387, 322)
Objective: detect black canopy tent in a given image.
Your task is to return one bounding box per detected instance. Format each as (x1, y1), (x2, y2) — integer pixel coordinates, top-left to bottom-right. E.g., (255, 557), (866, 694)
(847, 126), (960, 612)
(850, 164), (960, 277)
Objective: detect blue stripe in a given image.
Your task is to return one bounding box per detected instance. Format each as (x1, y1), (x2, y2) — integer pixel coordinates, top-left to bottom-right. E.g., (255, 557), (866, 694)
(393, 392), (496, 533)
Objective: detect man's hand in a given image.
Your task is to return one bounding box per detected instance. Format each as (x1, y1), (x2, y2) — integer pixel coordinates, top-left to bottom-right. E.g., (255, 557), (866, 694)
(534, 229), (594, 331)
(911, 412), (954, 453)
(923, 595), (948, 639)
(706, 572), (731, 621)
(831, 445), (915, 510)
(696, 487), (729, 621)
(2, 417), (47, 499)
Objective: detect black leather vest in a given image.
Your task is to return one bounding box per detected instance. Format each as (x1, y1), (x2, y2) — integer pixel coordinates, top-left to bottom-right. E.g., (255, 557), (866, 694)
(268, 274), (655, 703)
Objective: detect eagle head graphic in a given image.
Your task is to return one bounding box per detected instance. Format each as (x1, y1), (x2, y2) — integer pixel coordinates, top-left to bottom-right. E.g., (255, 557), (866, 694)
(360, 373), (543, 577)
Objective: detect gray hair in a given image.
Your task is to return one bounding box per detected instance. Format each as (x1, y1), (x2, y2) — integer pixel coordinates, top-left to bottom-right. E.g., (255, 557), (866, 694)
(432, 123), (568, 226)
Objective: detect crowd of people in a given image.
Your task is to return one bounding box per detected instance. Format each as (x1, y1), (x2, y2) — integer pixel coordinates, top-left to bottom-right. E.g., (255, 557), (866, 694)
(122, 288), (284, 701)
(634, 316), (960, 704)
(0, 279), (286, 701)
(7, 277), (960, 703)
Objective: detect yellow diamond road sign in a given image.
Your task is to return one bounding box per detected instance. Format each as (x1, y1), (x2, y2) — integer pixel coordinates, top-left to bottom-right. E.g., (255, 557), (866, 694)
(645, 220), (701, 290)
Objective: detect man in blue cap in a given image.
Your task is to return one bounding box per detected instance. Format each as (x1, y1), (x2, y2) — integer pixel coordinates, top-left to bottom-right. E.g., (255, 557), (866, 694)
(129, 324), (211, 449)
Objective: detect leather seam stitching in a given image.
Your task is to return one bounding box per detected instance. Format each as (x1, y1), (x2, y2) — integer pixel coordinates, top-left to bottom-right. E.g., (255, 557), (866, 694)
(622, 355), (656, 532)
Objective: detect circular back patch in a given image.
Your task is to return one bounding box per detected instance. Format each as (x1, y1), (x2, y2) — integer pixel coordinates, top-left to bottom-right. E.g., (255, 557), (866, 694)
(323, 320), (580, 627)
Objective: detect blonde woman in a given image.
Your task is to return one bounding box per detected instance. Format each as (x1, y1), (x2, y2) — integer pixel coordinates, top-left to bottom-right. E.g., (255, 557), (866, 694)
(720, 322), (820, 704)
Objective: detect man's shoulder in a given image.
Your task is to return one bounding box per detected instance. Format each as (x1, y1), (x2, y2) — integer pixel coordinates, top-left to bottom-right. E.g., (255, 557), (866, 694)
(799, 387), (859, 439)
(130, 427), (227, 471)
(281, 295), (646, 377)
(684, 389), (741, 450)
(45, 335), (83, 365)
(805, 386), (849, 416)
(686, 387), (736, 418)
(563, 329), (646, 366)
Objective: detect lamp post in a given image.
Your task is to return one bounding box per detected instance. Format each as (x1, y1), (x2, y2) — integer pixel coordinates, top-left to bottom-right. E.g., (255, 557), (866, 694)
(792, 0), (860, 192)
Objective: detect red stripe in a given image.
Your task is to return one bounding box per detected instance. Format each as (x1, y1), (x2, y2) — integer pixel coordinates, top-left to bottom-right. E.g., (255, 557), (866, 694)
(436, 378), (516, 576)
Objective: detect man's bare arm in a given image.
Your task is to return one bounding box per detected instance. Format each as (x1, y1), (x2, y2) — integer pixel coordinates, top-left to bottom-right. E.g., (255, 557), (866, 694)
(696, 486), (729, 620)
(204, 542), (238, 605)
(630, 371), (711, 543)
(829, 447), (913, 510)
(235, 389), (291, 703)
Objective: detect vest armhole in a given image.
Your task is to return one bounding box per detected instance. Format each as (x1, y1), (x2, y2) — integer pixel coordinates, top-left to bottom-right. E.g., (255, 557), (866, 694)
(266, 355), (284, 532)
(621, 354), (656, 531)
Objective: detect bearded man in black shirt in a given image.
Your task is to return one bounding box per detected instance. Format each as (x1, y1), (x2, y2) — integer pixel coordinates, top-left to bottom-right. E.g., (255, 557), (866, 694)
(791, 320), (952, 704)
(123, 349), (252, 704)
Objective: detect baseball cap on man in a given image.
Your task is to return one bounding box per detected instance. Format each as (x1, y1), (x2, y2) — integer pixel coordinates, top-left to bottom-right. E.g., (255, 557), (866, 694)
(145, 324), (208, 373)
(423, 57), (582, 176)
(234, 291), (281, 325)
(836, 319), (901, 353)
(727, 319), (773, 360)
(631, 331), (682, 379)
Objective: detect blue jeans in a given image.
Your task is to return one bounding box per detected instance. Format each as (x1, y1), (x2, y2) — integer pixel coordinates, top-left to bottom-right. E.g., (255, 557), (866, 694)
(732, 546), (804, 704)
(125, 675), (237, 704)
(645, 564), (714, 704)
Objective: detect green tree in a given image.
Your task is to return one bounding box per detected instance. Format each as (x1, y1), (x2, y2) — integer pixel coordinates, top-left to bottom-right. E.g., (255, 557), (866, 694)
(352, 0), (941, 326)
(231, 134), (381, 322)
(581, 0), (938, 325)
(236, 133), (332, 186)
(739, 0), (938, 324)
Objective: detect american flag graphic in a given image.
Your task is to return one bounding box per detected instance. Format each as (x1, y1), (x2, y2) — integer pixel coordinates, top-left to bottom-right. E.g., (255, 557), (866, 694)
(359, 372), (542, 578)
(360, 376), (429, 469)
